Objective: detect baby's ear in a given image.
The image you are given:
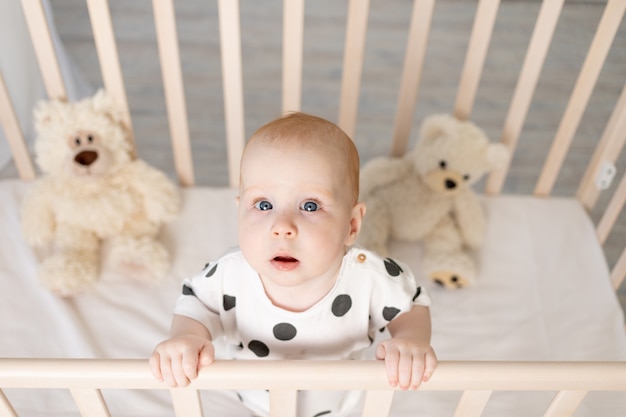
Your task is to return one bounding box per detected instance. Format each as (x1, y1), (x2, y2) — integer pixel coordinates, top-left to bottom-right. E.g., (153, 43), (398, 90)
(346, 202), (366, 246)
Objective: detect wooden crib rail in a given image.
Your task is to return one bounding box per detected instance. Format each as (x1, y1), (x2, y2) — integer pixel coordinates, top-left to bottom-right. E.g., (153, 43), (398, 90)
(1, 359), (625, 417)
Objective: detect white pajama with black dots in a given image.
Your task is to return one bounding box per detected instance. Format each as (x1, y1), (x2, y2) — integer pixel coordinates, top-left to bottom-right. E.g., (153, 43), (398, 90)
(175, 247), (430, 417)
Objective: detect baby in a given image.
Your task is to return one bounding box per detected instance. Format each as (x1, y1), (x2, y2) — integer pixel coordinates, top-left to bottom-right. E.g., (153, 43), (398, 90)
(150, 112), (437, 416)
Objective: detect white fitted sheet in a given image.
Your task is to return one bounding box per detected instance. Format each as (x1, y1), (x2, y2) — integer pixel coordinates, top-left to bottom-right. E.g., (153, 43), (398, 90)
(1, 179), (624, 416)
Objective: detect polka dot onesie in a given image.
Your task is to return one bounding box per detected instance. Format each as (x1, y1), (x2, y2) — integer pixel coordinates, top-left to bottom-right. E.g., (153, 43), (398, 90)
(175, 247), (430, 417)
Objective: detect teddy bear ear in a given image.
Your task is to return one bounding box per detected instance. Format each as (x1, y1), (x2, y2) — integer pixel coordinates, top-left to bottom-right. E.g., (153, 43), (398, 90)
(419, 113), (454, 143)
(90, 88), (124, 123)
(33, 98), (67, 131)
(486, 142), (510, 170)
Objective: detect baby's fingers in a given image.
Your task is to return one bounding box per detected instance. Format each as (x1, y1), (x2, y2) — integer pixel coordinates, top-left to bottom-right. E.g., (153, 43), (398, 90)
(377, 343), (401, 388)
(405, 353), (425, 390)
(148, 352), (164, 382)
(181, 347), (201, 380)
(390, 348), (427, 390)
(198, 342), (216, 367)
(164, 353), (191, 387)
(422, 349), (438, 382)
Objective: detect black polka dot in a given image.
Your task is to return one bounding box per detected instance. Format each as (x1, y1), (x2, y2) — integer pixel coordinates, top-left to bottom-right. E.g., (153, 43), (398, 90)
(331, 294), (352, 317)
(223, 294), (236, 310)
(383, 306), (401, 321)
(205, 264), (218, 277)
(182, 284), (195, 296)
(248, 340), (270, 357)
(273, 323), (297, 341)
(412, 286), (422, 301)
(384, 258), (403, 276)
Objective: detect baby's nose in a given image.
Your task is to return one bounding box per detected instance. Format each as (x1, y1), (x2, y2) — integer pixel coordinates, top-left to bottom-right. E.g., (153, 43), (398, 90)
(272, 214), (297, 237)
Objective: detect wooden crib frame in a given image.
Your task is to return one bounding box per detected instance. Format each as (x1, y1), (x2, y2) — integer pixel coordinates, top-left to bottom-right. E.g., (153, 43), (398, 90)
(1, 0), (626, 416)
(1, 359), (625, 417)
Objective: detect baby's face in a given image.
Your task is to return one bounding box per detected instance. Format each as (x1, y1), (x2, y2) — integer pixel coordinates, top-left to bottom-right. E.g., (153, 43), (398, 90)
(238, 142), (362, 308)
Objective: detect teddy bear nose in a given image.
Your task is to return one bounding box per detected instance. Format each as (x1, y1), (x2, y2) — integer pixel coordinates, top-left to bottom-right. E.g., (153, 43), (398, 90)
(75, 150), (98, 166)
(445, 179), (457, 189)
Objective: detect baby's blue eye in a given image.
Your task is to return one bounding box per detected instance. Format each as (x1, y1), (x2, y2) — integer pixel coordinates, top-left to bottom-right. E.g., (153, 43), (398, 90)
(301, 201), (319, 212)
(255, 200), (273, 211)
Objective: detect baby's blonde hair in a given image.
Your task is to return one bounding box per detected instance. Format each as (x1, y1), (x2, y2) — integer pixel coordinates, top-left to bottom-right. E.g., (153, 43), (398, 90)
(242, 112), (361, 203)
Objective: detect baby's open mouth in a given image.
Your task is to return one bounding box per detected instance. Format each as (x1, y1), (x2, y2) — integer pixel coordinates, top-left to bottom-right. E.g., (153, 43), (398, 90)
(273, 256), (297, 263)
(271, 255), (300, 271)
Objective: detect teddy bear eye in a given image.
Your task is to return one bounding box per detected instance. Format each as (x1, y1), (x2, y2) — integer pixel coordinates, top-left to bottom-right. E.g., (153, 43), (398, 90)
(74, 137), (81, 145)
(439, 160), (447, 169)
(463, 174), (470, 181)
(87, 135), (94, 143)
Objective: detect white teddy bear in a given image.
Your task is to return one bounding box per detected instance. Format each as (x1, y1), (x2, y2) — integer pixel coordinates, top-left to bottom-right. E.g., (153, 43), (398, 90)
(358, 113), (509, 289)
(21, 89), (180, 296)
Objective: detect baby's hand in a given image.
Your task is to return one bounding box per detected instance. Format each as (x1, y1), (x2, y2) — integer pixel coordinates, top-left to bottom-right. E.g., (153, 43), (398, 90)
(149, 334), (215, 387)
(375, 337), (437, 390)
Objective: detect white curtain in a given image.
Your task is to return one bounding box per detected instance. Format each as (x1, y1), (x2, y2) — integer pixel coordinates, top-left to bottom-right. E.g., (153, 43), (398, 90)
(0, 0), (92, 172)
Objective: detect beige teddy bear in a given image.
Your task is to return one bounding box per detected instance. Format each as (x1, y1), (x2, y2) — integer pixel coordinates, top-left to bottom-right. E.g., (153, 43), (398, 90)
(21, 89), (180, 296)
(358, 113), (508, 289)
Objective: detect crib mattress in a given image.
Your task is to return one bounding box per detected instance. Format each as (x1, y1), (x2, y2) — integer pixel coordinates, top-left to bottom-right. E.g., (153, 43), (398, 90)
(1, 179), (624, 416)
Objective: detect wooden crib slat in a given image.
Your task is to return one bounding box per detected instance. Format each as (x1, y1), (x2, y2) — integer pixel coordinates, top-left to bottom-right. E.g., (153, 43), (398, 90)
(86, 0), (136, 157)
(70, 388), (111, 417)
(269, 389), (297, 417)
(20, 0), (66, 100)
(577, 82), (626, 211)
(361, 390), (394, 417)
(282, 0), (304, 114)
(218, 0), (245, 188)
(485, 0), (564, 195)
(170, 388), (204, 417)
(0, 389), (18, 417)
(542, 390), (587, 417)
(452, 390), (492, 417)
(390, 0), (436, 157)
(454, 0), (501, 121)
(611, 246), (626, 290)
(596, 171), (626, 245)
(597, 168), (626, 290)
(338, 0), (370, 140)
(153, 0), (194, 187)
(0, 73), (36, 181)
(534, 0), (626, 196)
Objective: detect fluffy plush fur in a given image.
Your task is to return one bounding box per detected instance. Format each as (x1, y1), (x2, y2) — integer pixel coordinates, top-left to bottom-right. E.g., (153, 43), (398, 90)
(21, 89), (180, 296)
(358, 113), (509, 289)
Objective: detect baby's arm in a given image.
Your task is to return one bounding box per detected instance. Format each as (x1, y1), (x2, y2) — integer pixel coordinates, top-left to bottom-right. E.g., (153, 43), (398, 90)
(376, 305), (437, 390)
(149, 314), (215, 387)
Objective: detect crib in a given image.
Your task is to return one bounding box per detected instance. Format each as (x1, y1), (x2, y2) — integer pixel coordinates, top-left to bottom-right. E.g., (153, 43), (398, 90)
(1, 0), (625, 416)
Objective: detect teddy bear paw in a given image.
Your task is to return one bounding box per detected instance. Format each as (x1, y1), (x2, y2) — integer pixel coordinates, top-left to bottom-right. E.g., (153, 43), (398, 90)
(429, 270), (472, 289)
(110, 236), (170, 282)
(39, 254), (99, 296)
